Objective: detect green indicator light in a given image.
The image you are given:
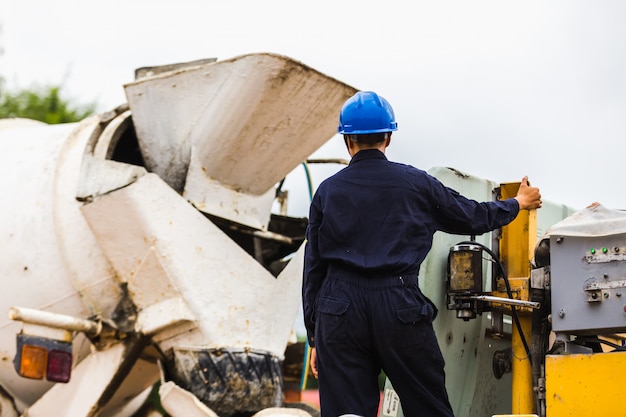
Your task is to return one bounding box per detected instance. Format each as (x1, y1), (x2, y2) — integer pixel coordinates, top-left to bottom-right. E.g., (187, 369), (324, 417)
(590, 248), (596, 254)
(603, 247), (609, 254)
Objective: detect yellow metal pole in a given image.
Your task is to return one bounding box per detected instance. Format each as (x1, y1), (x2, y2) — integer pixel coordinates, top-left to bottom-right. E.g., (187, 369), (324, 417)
(511, 312), (534, 413)
(499, 182), (537, 415)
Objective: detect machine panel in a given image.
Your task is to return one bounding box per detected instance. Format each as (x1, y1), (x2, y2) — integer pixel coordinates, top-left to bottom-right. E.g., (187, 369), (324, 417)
(550, 233), (626, 334)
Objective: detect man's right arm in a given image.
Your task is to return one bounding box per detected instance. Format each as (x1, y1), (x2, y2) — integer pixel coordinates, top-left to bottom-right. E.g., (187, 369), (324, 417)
(302, 195), (326, 348)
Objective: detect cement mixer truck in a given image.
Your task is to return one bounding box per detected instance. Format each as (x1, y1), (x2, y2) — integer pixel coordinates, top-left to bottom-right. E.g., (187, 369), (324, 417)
(0, 52), (356, 417)
(3, 52), (626, 417)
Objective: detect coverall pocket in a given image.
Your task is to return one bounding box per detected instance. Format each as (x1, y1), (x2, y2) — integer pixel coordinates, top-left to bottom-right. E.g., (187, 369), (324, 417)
(316, 297), (350, 344)
(393, 304), (434, 348)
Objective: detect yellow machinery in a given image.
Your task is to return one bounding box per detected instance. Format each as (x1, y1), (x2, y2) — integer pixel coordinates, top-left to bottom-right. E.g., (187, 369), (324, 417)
(447, 183), (626, 416)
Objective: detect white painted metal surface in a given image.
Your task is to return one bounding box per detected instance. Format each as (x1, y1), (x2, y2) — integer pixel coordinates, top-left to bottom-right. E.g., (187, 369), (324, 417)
(253, 409), (313, 417)
(81, 173), (305, 355)
(125, 52), (356, 229)
(24, 342), (158, 417)
(159, 381), (314, 417)
(8, 307), (101, 336)
(0, 52), (357, 415)
(159, 381), (219, 417)
(0, 117), (124, 410)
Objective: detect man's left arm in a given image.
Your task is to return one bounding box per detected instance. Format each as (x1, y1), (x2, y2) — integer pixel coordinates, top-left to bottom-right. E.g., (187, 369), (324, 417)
(429, 176), (522, 235)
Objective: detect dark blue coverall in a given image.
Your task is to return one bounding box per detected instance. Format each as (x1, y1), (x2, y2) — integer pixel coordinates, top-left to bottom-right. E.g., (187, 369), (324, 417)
(302, 149), (520, 417)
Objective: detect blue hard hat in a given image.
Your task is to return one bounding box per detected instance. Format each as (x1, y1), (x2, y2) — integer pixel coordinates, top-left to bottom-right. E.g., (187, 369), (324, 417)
(337, 91), (398, 134)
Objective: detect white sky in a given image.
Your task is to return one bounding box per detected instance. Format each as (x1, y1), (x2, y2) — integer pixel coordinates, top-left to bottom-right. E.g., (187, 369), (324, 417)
(2, 0), (626, 214)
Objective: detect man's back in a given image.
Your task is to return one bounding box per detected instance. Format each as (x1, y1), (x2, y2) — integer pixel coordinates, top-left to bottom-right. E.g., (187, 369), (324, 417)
(312, 148), (438, 274)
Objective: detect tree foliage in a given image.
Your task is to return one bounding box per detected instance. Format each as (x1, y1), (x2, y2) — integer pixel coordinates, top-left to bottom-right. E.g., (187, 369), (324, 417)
(0, 84), (97, 124)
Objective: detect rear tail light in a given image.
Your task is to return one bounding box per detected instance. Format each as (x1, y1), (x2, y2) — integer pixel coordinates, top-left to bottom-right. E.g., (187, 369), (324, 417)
(47, 349), (73, 383)
(14, 334), (72, 383)
(19, 344), (47, 379)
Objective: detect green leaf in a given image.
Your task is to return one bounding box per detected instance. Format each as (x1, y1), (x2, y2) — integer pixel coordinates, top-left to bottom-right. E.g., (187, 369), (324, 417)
(0, 83), (97, 124)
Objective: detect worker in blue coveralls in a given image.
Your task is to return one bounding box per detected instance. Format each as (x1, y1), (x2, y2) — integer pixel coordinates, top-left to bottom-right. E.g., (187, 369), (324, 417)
(302, 91), (542, 417)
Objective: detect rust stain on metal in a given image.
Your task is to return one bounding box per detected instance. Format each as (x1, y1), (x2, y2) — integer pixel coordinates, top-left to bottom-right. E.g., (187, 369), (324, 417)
(446, 167), (470, 179)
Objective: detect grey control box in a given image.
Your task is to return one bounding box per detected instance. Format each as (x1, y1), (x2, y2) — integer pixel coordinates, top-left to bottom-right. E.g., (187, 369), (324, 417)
(550, 233), (626, 335)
